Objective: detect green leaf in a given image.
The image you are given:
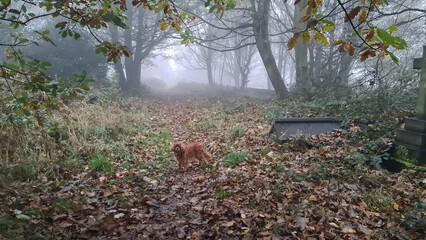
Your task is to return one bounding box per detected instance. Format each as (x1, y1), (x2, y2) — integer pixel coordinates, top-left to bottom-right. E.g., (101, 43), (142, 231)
(111, 15), (127, 29)
(321, 19), (335, 26)
(159, 22), (168, 30)
(55, 21), (67, 30)
(73, 32), (81, 40)
(392, 36), (407, 50)
(388, 51), (399, 65)
(314, 32), (329, 47)
(388, 25), (398, 34)
(376, 28), (393, 44)
(95, 45), (107, 55)
(208, 5), (216, 13)
(225, 0), (236, 10)
(322, 25), (334, 32)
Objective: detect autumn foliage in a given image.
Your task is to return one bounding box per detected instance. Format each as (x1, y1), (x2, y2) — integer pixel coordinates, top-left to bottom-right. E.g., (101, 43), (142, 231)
(0, 93), (424, 239)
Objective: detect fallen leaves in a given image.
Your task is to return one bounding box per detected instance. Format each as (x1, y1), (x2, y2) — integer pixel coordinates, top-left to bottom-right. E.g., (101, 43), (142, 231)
(1, 97), (425, 239)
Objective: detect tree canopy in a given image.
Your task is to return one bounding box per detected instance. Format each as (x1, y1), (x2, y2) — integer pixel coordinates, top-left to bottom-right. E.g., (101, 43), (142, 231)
(0, 0), (422, 115)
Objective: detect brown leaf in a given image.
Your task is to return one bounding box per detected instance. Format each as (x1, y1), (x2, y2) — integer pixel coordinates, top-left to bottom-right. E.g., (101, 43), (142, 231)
(345, 6), (361, 22)
(59, 221), (73, 228)
(360, 51), (369, 62)
(308, 195), (317, 201)
(287, 33), (300, 50)
(302, 32), (311, 42)
(53, 214), (67, 221)
(99, 176), (107, 183)
(341, 225), (356, 234)
(357, 224), (372, 235)
(299, 14), (311, 23)
(338, 44), (345, 52)
(359, 9), (368, 24)
(348, 44), (356, 56)
(307, 20), (318, 28)
(365, 29), (375, 41)
(103, 215), (120, 231)
(329, 222), (339, 228)
(294, 216), (309, 230)
(222, 220), (235, 227)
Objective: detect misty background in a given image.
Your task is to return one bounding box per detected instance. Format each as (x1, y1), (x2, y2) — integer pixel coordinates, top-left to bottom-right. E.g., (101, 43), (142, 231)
(1, 0), (425, 97)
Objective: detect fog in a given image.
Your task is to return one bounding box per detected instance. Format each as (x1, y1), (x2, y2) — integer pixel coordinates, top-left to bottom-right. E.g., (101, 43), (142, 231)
(142, 45), (271, 90)
(1, 0), (425, 99)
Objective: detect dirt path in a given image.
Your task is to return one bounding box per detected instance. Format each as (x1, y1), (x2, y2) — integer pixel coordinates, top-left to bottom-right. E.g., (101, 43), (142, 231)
(138, 99), (235, 239)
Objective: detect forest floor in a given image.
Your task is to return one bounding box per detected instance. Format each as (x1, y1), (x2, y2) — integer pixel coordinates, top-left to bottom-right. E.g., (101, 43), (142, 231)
(0, 95), (425, 239)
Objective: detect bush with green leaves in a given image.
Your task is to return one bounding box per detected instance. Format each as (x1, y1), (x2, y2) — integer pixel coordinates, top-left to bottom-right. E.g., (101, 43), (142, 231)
(351, 140), (391, 168)
(402, 202), (426, 234)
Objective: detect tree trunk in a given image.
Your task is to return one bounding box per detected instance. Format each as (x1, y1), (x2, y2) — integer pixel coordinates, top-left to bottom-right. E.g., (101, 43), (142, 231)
(109, 4), (166, 95)
(294, 0), (310, 95)
(206, 48), (215, 86)
(251, 0), (288, 99)
(240, 71), (249, 89)
(122, 7), (142, 94)
(110, 25), (127, 91)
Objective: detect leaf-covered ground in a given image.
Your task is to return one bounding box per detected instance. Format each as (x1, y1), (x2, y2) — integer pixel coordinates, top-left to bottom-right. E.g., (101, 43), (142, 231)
(0, 96), (425, 239)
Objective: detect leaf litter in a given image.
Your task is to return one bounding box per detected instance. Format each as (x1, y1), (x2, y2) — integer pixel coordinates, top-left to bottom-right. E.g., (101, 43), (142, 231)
(0, 97), (425, 239)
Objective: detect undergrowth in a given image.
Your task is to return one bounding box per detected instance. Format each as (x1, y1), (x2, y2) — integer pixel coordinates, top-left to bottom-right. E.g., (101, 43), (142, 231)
(264, 90), (417, 168)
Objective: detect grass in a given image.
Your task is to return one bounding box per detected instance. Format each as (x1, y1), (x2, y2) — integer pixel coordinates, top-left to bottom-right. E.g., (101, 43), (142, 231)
(270, 224), (286, 235)
(214, 189), (229, 199)
(139, 128), (173, 172)
(222, 151), (251, 167)
(0, 214), (25, 239)
(9, 164), (39, 181)
(359, 193), (395, 211)
(259, 146), (273, 156)
(227, 126), (246, 142)
(88, 152), (113, 173)
(269, 182), (285, 201)
(195, 120), (217, 131)
(52, 199), (74, 213)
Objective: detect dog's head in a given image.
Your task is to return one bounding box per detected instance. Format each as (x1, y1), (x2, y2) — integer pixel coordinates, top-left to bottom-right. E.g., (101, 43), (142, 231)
(171, 142), (185, 156)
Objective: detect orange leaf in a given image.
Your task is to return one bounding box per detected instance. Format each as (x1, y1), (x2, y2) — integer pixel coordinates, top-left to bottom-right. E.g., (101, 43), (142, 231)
(287, 34), (300, 50)
(302, 32), (311, 42)
(359, 9), (368, 24)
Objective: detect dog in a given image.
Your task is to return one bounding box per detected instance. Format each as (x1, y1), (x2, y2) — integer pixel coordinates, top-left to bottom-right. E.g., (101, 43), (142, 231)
(171, 142), (211, 171)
